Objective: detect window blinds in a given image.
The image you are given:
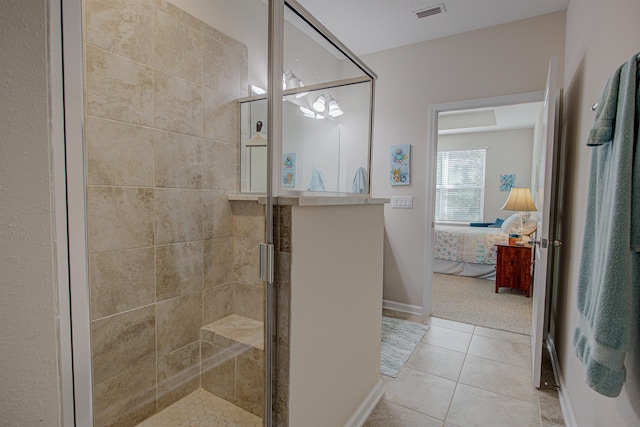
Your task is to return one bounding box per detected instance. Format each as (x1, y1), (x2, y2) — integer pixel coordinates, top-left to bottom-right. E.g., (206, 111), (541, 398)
(435, 148), (486, 222)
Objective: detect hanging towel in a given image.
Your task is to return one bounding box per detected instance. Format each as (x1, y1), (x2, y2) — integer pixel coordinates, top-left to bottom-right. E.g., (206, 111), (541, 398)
(352, 167), (368, 193)
(307, 168), (326, 191)
(574, 52), (640, 398)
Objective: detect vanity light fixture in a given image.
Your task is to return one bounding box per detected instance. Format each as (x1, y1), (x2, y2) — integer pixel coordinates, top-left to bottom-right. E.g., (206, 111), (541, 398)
(250, 85), (266, 95)
(284, 71), (308, 98)
(312, 94), (327, 112)
(328, 97), (343, 117)
(299, 106), (316, 118)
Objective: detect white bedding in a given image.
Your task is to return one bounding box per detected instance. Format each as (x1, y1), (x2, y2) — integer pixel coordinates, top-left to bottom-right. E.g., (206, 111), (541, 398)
(434, 225), (509, 265)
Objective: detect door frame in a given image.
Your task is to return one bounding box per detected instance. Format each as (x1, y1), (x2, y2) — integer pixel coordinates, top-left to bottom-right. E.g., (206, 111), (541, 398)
(424, 91), (544, 316)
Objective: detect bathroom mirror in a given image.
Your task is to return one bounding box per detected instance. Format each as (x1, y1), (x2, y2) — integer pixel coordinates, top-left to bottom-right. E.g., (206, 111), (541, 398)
(239, 1), (374, 195)
(240, 80), (372, 194)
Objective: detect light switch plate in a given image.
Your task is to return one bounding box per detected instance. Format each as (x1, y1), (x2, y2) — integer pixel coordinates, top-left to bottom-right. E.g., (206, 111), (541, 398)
(391, 196), (413, 209)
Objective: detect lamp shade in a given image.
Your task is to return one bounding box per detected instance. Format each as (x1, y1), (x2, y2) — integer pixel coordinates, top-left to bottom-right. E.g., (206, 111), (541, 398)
(501, 187), (537, 212)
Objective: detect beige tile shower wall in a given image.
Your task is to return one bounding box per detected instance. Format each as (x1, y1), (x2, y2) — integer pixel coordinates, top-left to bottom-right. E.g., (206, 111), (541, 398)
(231, 201), (266, 322)
(83, 0), (248, 425)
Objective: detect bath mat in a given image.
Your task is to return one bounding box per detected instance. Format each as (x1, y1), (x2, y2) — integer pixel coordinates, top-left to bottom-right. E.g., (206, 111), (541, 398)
(380, 316), (429, 377)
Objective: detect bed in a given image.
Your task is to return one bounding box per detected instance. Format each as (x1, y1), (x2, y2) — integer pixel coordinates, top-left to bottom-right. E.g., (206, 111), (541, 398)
(432, 212), (537, 279)
(433, 224), (509, 279)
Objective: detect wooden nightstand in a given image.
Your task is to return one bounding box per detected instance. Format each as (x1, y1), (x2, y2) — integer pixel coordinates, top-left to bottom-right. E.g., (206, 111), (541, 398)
(495, 244), (533, 297)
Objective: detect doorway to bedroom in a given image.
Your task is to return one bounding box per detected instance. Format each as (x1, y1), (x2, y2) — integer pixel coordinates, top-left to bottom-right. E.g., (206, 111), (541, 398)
(427, 94), (544, 335)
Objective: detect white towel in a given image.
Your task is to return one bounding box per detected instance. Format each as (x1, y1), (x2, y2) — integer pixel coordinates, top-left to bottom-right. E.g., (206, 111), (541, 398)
(352, 167), (368, 193)
(307, 168), (325, 191)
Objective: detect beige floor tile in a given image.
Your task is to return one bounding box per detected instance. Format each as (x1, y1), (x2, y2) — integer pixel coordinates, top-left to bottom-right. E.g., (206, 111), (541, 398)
(467, 334), (531, 369)
(458, 355), (538, 404)
(363, 399), (444, 427)
(473, 326), (531, 346)
(427, 316), (476, 334)
(382, 367), (456, 420)
(406, 342), (466, 381)
(422, 325), (473, 353)
(446, 383), (540, 427)
(538, 387), (565, 426)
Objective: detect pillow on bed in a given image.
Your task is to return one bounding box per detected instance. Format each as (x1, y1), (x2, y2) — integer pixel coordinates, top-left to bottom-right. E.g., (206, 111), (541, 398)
(521, 219), (538, 235)
(486, 218), (504, 228)
(501, 214), (538, 234)
(501, 213), (521, 233)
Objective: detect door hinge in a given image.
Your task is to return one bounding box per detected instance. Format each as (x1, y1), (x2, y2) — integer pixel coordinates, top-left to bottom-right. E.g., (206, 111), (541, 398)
(259, 243), (275, 283)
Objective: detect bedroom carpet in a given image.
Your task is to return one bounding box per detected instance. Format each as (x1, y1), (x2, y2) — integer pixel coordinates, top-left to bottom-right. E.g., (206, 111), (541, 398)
(380, 316), (429, 377)
(431, 273), (533, 335)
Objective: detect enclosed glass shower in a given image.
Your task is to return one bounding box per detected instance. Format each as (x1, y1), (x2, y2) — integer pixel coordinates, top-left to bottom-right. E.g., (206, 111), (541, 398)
(69, 0), (375, 425)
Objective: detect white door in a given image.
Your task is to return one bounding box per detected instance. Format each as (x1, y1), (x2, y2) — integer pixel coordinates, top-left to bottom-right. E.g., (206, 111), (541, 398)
(531, 57), (562, 387)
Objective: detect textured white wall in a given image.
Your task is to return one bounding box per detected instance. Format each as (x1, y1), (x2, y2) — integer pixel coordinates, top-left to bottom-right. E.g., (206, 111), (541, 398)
(0, 0), (63, 425)
(556, 1), (640, 426)
(362, 12), (566, 309)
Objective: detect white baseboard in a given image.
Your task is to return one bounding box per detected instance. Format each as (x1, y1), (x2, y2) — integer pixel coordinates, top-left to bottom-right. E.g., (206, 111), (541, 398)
(382, 299), (423, 316)
(343, 379), (384, 427)
(547, 337), (577, 427)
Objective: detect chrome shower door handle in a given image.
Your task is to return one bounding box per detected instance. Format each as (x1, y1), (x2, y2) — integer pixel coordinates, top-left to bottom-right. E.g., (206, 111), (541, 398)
(259, 243), (275, 283)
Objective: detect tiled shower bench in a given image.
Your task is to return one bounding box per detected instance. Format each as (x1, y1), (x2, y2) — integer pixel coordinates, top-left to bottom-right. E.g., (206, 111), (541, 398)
(200, 314), (264, 418)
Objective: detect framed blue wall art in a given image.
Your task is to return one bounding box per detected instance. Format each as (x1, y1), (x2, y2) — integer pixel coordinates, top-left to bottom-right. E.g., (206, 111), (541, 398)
(390, 144), (410, 186)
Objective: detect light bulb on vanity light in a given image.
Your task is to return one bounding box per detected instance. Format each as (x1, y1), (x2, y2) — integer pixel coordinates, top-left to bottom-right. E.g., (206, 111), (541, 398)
(328, 98), (343, 117)
(296, 81), (308, 98)
(312, 95), (327, 112)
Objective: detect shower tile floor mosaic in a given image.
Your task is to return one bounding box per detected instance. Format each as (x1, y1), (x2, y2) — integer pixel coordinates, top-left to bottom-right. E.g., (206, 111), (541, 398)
(136, 388), (261, 427)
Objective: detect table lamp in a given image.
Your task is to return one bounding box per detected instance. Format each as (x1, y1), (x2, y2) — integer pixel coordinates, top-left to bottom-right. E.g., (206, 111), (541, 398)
(501, 187), (537, 234)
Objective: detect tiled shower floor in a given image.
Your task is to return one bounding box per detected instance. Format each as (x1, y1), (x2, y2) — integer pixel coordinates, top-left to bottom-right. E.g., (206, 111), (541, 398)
(136, 388), (261, 427)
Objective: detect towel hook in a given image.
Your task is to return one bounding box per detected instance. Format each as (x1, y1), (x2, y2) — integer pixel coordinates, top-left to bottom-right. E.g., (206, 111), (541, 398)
(591, 102), (598, 111)
(256, 121), (263, 132)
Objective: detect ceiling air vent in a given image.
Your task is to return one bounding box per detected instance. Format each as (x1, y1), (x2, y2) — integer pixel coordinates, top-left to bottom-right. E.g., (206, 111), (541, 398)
(415, 3), (446, 19)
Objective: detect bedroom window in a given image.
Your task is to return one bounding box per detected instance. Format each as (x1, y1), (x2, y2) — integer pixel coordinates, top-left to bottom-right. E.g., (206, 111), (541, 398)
(436, 148), (486, 222)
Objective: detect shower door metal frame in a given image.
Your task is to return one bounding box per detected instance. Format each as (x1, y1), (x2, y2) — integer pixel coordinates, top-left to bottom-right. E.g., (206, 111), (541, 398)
(59, 0), (94, 425)
(56, 0), (377, 425)
(264, 2), (282, 425)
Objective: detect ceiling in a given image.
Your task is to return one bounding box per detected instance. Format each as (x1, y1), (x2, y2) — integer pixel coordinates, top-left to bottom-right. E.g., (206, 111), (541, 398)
(438, 102), (543, 135)
(296, 0), (568, 56)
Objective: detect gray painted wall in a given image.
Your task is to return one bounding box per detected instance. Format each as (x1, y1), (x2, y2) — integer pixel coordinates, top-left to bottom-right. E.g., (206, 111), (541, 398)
(556, 1), (640, 425)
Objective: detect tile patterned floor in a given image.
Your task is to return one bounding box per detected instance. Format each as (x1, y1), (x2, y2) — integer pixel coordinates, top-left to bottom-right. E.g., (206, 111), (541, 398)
(135, 313), (565, 427)
(366, 312), (565, 427)
(136, 388), (261, 427)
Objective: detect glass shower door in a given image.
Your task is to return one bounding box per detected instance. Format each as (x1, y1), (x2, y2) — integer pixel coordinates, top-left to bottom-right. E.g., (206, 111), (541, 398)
(78, 0), (270, 425)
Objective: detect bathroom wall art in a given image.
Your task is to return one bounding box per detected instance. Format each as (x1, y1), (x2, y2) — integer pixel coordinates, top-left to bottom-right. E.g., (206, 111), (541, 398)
(390, 144), (410, 186)
(283, 153), (296, 187)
